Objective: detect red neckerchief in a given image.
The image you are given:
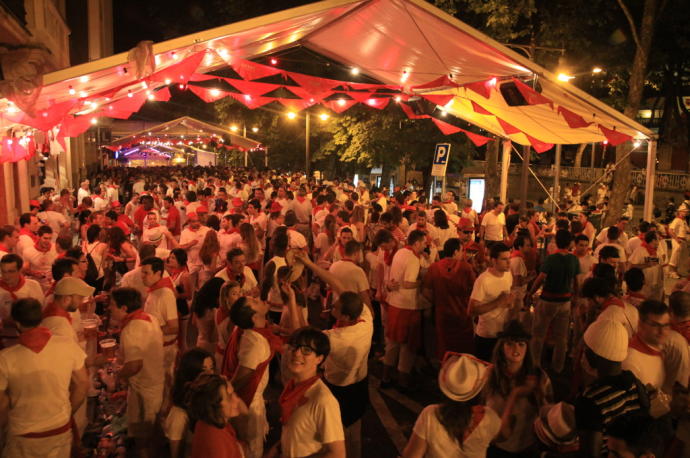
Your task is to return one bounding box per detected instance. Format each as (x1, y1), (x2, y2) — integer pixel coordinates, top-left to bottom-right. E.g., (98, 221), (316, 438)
(18, 326), (52, 353)
(461, 406), (486, 443)
(296, 196), (306, 203)
(601, 297), (625, 310)
(403, 245), (420, 258)
(630, 333), (662, 357)
(279, 374), (321, 424)
(19, 228), (38, 243)
(148, 223), (160, 229)
(225, 228), (239, 235)
(225, 267), (245, 286)
(510, 250), (524, 259)
(121, 309), (152, 329)
(0, 243), (9, 252)
(462, 207), (472, 213)
(333, 317), (364, 328)
(0, 275), (26, 300)
(33, 241), (50, 253)
(641, 241), (657, 256)
(43, 302), (72, 324)
(222, 326), (283, 406)
(312, 205), (323, 214)
(383, 248), (396, 266)
(672, 320), (690, 345)
(148, 276), (175, 293)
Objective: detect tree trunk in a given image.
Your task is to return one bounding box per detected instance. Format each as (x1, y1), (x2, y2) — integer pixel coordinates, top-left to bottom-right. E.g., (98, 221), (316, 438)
(484, 140), (500, 201)
(605, 0), (657, 226)
(574, 143), (587, 168)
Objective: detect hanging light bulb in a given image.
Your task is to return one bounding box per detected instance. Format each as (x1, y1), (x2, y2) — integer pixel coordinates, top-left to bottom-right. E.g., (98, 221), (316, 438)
(394, 96), (402, 103)
(80, 75), (89, 83)
(350, 67), (360, 75)
(400, 70), (409, 83)
(209, 89), (221, 97)
(127, 90), (133, 98)
(165, 78), (172, 85)
(286, 111), (297, 120)
(90, 117), (98, 125)
(270, 58), (278, 65)
(68, 86), (76, 95)
(337, 98), (347, 107)
(79, 91), (88, 98)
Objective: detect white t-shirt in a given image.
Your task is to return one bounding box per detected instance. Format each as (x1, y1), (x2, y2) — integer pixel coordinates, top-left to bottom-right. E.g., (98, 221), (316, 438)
(622, 346), (664, 391)
(121, 314), (165, 394)
(41, 313), (78, 343)
(629, 245), (664, 290)
(23, 244), (58, 276)
(215, 266), (258, 294)
(280, 379), (345, 457)
(328, 260), (369, 303)
(324, 306), (373, 386)
(0, 332), (86, 435)
(288, 228), (308, 249)
(576, 253), (596, 288)
(144, 287), (179, 344)
(37, 210), (68, 240)
(509, 256), (528, 294)
(0, 278), (45, 320)
(164, 405), (190, 442)
(596, 227), (629, 248)
(386, 248), (421, 310)
(598, 303), (639, 338)
(77, 187), (90, 205)
(120, 268), (148, 298)
(670, 218), (689, 239)
(238, 329), (271, 403)
(626, 236), (644, 256)
(413, 404), (501, 458)
(471, 270), (513, 338)
(180, 226), (210, 270)
(481, 212), (505, 242)
(594, 242), (627, 263)
(218, 231), (242, 259)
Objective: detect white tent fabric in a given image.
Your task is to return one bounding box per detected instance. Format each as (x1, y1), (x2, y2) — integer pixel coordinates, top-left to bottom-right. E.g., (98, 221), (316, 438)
(0, 0), (652, 145)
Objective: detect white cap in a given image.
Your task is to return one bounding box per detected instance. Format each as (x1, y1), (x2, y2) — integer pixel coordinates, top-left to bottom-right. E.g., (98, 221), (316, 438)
(438, 353), (492, 402)
(54, 277), (95, 297)
(584, 319), (628, 362)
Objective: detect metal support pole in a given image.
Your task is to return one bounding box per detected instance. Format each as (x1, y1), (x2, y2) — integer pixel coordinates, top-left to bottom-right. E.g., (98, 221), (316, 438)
(520, 145), (530, 212)
(305, 112), (311, 177)
(643, 140), (657, 221)
(553, 144), (562, 212)
(264, 147), (268, 169)
(500, 139), (511, 204)
(243, 125), (248, 167)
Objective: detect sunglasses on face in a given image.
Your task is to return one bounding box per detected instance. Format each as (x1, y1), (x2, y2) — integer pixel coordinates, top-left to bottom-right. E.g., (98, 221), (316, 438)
(289, 344), (317, 356)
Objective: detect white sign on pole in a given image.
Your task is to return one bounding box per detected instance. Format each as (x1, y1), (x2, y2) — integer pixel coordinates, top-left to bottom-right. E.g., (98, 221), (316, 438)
(431, 143), (451, 177)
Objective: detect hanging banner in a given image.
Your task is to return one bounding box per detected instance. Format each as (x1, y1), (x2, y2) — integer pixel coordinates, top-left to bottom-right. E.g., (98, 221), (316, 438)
(431, 143), (451, 177)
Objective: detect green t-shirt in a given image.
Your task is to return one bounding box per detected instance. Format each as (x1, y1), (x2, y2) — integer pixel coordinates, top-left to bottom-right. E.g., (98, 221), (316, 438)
(539, 252), (580, 301)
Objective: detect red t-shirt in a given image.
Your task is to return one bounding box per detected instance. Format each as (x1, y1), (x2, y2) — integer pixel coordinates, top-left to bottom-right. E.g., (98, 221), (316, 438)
(166, 206), (181, 236)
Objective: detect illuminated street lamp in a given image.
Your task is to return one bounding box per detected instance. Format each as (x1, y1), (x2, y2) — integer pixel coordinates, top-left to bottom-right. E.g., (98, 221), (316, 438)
(286, 110), (332, 176)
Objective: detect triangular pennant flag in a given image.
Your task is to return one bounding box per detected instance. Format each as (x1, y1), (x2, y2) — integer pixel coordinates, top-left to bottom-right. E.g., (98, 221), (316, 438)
(598, 125), (633, 146)
(420, 94), (454, 106)
(224, 78), (280, 97)
(556, 106), (592, 128)
(512, 78), (553, 107)
(288, 72), (340, 95)
(346, 91), (374, 103)
(152, 86), (171, 102)
(497, 117), (521, 135)
(229, 93), (274, 109)
(5, 100), (77, 132)
(277, 98), (314, 111)
(150, 51), (206, 84)
(286, 86), (333, 102)
(347, 82), (401, 91)
(362, 98), (390, 110)
(399, 102), (431, 120)
(471, 101), (493, 115)
(462, 129), (493, 147)
(58, 115), (93, 138)
(323, 99), (357, 113)
(463, 80), (492, 99)
(411, 75), (459, 90)
(524, 134), (554, 153)
(188, 85), (230, 103)
(106, 90), (149, 114)
(189, 73), (219, 82)
(231, 58), (283, 81)
(431, 118), (462, 135)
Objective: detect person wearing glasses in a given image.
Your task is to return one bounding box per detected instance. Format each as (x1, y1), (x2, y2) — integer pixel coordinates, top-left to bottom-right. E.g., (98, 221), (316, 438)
(622, 300), (673, 418)
(269, 326), (346, 458)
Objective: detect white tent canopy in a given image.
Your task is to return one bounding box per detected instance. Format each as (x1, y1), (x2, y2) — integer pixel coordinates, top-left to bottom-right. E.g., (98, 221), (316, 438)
(1, 0), (652, 145)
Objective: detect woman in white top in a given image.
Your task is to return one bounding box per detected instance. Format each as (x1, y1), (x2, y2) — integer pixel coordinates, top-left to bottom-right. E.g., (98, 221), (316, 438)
(314, 214), (338, 263)
(239, 222), (263, 278)
(84, 224), (108, 288)
(164, 348), (215, 458)
(403, 353), (501, 458)
(433, 209), (458, 249)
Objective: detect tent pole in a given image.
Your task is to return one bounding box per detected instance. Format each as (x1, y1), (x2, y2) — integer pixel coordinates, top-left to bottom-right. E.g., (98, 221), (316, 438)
(643, 140), (657, 221)
(553, 144), (562, 212)
(265, 146), (268, 169)
(500, 139), (511, 204)
(305, 112), (311, 177)
(520, 145), (530, 212)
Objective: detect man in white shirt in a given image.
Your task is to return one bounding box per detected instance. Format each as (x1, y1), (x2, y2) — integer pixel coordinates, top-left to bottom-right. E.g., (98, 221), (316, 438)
(141, 257), (179, 381)
(275, 327), (346, 458)
(110, 287), (164, 456)
(582, 277), (638, 338)
(37, 200), (68, 241)
(469, 242), (513, 361)
(629, 231), (665, 300)
(593, 226), (628, 265)
(328, 240), (372, 313)
(0, 254), (45, 347)
(15, 213), (39, 259)
(42, 277), (94, 343)
(178, 213), (209, 276)
(215, 248), (259, 296)
(0, 226), (18, 259)
(286, 211), (308, 249)
(247, 199), (267, 242)
(596, 217), (630, 248)
(0, 297), (88, 457)
(480, 202), (507, 245)
(382, 230), (426, 389)
(77, 180), (90, 205)
(22, 225), (58, 290)
(625, 221), (651, 256)
(669, 209), (688, 279)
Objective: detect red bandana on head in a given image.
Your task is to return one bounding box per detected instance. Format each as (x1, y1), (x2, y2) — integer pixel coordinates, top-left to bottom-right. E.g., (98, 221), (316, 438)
(18, 326), (52, 353)
(0, 275), (26, 300)
(279, 374), (321, 424)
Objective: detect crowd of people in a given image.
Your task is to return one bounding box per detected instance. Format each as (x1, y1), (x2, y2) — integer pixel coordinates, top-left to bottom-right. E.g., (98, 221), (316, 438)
(1, 165), (690, 458)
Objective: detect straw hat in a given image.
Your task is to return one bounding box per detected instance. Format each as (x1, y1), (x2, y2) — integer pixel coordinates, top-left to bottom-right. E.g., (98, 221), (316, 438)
(147, 228), (163, 243)
(534, 402), (578, 448)
(583, 319), (628, 362)
(284, 248), (305, 282)
(438, 353), (492, 402)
